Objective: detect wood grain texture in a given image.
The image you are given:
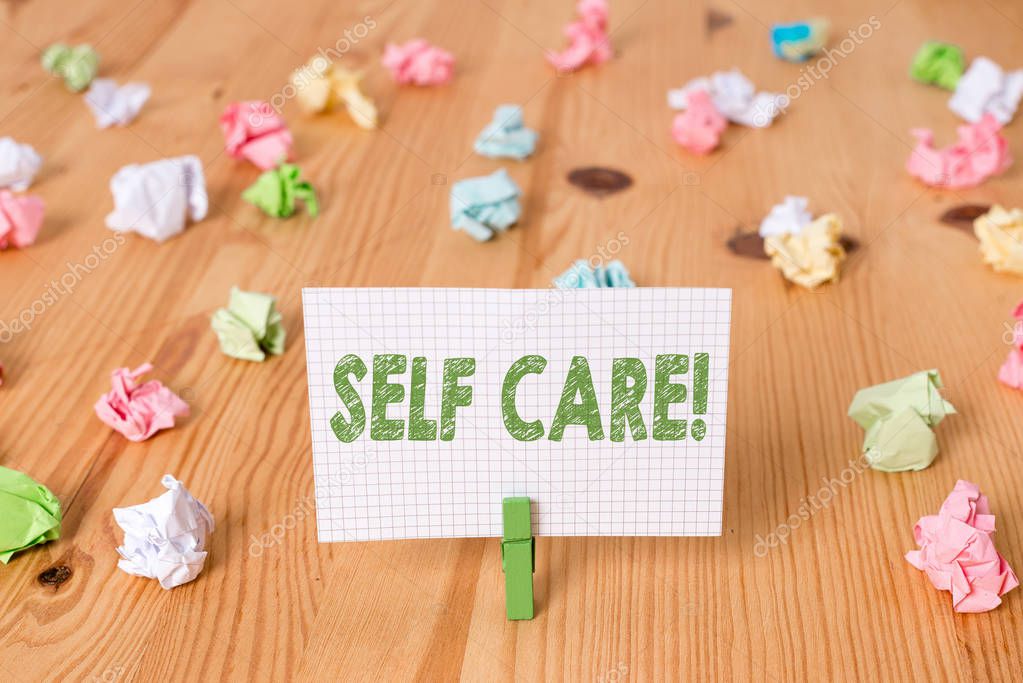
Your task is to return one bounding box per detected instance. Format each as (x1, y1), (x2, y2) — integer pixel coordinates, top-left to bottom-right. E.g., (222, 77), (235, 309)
(1, 0), (1022, 680)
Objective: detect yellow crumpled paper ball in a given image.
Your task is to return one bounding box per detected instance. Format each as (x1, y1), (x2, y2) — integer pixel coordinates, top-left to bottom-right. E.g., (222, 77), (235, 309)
(289, 57), (377, 130)
(974, 205), (1023, 276)
(764, 213), (846, 289)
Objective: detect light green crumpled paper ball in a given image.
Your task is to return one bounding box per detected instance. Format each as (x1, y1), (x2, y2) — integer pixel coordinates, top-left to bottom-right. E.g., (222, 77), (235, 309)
(211, 287), (285, 362)
(242, 163), (319, 218)
(0, 465), (62, 563)
(909, 41), (964, 91)
(847, 369), (956, 472)
(42, 43), (100, 92)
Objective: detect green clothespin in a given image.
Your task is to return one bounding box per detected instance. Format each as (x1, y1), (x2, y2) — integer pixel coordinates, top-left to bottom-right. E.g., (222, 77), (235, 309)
(501, 496), (534, 620)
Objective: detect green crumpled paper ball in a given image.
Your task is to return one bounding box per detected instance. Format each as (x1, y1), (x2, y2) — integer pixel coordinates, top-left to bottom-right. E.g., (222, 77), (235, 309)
(0, 466), (62, 563)
(847, 369), (956, 472)
(910, 41), (964, 91)
(211, 286), (285, 362)
(42, 43), (100, 92)
(242, 163), (319, 218)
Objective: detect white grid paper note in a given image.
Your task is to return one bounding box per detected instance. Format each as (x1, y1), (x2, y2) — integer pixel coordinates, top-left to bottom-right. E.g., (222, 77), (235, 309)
(303, 288), (731, 541)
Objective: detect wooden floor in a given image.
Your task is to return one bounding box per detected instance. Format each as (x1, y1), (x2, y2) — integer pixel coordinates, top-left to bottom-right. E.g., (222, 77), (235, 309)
(1, 0), (1021, 680)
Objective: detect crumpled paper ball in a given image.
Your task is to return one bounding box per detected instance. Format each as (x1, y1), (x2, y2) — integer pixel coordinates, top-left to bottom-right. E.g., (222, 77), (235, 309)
(671, 89), (727, 155)
(0, 137), (42, 191)
(0, 190), (44, 249)
(113, 474), (214, 590)
(906, 480), (1018, 613)
(290, 58), (377, 129)
(770, 19), (829, 62)
(554, 259), (635, 288)
(94, 363), (190, 442)
(105, 155), (208, 242)
(910, 41), (965, 91)
(84, 78), (151, 128)
(847, 369), (956, 472)
(948, 56), (1023, 125)
(382, 39), (454, 86)
(450, 168), (522, 241)
(974, 205), (1023, 276)
(547, 0), (611, 73)
(998, 298), (1023, 389)
(474, 105), (538, 160)
(668, 69), (787, 128)
(242, 163), (319, 218)
(220, 101), (293, 170)
(906, 114), (1011, 189)
(211, 286), (285, 362)
(41, 43), (99, 91)
(763, 213), (846, 289)
(0, 465), (61, 564)
(759, 196), (812, 238)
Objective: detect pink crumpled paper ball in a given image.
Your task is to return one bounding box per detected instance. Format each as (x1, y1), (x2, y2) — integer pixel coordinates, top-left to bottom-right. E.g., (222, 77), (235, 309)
(999, 348), (1023, 388)
(219, 101), (293, 170)
(905, 480), (1018, 613)
(671, 90), (727, 155)
(999, 299), (1023, 389)
(94, 363), (190, 442)
(0, 190), (44, 250)
(547, 0), (611, 73)
(906, 114), (1011, 189)
(382, 39), (454, 86)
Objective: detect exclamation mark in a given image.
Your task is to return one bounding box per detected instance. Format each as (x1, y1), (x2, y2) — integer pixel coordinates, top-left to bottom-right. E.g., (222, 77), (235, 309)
(691, 352), (709, 441)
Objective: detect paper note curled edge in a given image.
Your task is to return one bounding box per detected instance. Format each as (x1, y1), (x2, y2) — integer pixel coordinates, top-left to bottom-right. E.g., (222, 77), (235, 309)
(906, 480), (1018, 613)
(211, 286), (285, 362)
(0, 465), (61, 564)
(94, 363), (190, 442)
(554, 259), (635, 288)
(450, 168), (522, 241)
(113, 474), (213, 590)
(847, 369), (955, 472)
(547, 0), (611, 73)
(105, 155), (208, 242)
(474, 105), (538, 160)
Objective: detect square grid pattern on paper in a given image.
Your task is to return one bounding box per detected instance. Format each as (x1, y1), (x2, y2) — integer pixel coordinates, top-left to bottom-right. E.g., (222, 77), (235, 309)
(303, 288), (731, 541)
